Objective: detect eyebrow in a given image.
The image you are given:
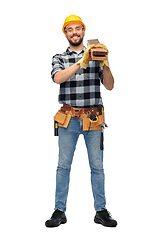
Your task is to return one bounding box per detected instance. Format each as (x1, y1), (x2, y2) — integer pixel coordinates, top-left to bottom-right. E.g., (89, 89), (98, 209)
(67, 25), (82, 30)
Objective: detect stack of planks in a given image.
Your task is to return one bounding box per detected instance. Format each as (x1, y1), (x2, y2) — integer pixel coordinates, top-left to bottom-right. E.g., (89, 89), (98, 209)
(87, 39), (108, 61)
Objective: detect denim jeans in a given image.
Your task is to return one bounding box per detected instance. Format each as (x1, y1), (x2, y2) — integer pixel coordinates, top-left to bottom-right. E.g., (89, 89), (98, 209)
(55, 117), (106, 212)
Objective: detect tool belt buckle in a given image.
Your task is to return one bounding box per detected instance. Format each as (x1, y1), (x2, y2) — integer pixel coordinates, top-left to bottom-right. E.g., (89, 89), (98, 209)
(71, 108), (81, 119)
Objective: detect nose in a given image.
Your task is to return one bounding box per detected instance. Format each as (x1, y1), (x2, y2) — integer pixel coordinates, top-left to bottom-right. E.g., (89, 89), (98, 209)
(73, 28), (77, 34)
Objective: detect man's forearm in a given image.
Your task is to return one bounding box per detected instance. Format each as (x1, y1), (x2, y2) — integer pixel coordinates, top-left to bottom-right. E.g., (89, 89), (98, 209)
(54, 63), (81, 84)
(103, 65), (114, 90)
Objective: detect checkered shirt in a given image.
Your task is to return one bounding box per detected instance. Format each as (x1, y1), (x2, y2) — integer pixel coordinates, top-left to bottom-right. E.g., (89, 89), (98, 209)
(51, 47), (104, 108)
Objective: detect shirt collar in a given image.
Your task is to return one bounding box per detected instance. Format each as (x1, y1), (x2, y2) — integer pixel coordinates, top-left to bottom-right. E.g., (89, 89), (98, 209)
(66, 46), (86, 55)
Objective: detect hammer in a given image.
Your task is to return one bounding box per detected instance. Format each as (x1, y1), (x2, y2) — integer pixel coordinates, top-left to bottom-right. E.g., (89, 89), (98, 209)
(98, 105), (108, 150)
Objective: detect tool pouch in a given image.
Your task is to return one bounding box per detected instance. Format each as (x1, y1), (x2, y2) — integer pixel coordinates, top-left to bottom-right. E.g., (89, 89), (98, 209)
(82, 112), (105, 131)
(54, 110), (72, 128)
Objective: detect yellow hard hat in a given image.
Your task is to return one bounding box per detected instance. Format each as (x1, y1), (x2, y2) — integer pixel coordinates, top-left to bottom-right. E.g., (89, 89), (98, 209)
(62, 15), (86, 34)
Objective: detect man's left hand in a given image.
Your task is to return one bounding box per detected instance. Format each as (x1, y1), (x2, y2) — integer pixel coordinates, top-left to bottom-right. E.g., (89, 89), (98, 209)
(96, 44), (109, 68)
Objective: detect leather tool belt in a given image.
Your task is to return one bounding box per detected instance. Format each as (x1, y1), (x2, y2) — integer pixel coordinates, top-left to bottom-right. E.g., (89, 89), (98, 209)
(54, 104), (105, 131)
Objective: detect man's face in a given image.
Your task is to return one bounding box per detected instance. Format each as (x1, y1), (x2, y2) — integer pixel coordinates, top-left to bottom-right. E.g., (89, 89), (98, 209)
(65, 23), (85, 46)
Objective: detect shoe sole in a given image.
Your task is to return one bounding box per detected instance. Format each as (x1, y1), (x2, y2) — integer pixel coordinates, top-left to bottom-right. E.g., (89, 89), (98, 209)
(94, 216), (117, 227)
(45, 218), (67, 228)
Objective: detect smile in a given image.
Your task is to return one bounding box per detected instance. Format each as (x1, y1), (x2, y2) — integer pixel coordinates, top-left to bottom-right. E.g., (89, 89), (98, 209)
(71, 36), (80, 40)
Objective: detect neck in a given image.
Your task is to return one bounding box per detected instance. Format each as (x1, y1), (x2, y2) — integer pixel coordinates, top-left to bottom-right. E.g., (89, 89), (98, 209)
(69, 42), (84, 51)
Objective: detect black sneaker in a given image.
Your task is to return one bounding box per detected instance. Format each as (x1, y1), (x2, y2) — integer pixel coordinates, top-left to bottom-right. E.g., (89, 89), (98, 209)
(94, 209), (117, 227)
(45, 209), (67, 228)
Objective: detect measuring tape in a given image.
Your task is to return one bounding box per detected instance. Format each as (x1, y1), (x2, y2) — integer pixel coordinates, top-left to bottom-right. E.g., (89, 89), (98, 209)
(89, 115), (98, 123)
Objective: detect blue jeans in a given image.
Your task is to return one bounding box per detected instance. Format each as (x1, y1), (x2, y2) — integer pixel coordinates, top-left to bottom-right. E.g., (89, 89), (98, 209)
(55, 117), (106, 212)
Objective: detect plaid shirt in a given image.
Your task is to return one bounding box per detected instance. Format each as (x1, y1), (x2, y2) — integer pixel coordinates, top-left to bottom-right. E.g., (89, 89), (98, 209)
(51, 47), (104, 108)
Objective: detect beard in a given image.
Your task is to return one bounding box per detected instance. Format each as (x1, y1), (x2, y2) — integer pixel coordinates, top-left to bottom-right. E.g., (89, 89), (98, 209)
(67, 34), (84, 46)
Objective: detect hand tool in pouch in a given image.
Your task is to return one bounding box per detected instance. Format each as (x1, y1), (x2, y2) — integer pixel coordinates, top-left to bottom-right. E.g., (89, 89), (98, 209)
(98, 105), (108, 150)
(54, 121), (58, 136)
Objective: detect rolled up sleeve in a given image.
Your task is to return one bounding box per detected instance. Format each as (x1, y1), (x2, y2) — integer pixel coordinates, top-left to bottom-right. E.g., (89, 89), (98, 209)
(51, 54), (65, 82)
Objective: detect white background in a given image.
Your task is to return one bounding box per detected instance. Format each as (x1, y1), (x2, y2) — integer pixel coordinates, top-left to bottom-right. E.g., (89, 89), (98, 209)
(1, 0), (160, 239)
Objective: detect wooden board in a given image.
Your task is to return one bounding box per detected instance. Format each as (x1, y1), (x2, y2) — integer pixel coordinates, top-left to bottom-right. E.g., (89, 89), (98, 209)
(87, 39), (108, 61)
(87, 39), (100, 46)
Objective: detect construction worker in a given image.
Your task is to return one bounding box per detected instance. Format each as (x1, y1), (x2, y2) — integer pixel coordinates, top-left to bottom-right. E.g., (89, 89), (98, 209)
(45, 15), (117, 228)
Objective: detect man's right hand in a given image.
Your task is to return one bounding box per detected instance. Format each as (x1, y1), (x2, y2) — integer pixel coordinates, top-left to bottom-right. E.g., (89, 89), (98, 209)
(77, 44), (95, 69)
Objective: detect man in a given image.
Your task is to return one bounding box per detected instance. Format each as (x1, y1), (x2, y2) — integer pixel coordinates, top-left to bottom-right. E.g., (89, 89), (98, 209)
(45, 15), (117, 228)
